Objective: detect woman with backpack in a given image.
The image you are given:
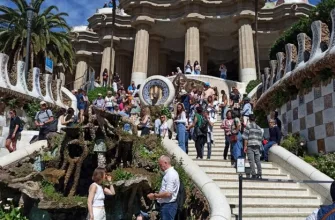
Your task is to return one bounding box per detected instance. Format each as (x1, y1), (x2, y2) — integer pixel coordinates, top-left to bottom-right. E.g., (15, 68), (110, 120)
(174, 103), (187, 152)
(230, 111), (243, 166)
(188, 106), (207, 159)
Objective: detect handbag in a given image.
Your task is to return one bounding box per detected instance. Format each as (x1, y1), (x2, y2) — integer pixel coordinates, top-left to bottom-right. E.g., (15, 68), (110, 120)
(230, 134), (237, 142)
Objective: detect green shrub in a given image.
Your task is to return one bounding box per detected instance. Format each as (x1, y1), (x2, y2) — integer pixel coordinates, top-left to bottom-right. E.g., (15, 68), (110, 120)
(0, 199), (28, 220)
(281, 133), (307, 156)
(304, 153), (335, 179)
(87, 87), (114, 102)
(23, 101), (40, 120)
(254, 109), (268, 128)
(112, 168), (134, 181)
(246, 79), (261, 94)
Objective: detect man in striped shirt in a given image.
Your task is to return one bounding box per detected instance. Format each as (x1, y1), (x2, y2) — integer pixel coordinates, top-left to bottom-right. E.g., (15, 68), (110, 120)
(242, 114), (263, 179)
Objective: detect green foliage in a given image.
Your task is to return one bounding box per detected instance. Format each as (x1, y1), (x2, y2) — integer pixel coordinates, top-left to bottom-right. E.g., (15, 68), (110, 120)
(112, 168), (134, 181)
(87, 87), (114, 102)
(0, 199), (28, 220)
(23, 101), (40, 120)
(246, 79), (262, 94)
(161, 106), (172, 119)
(281, 133), (306, 156)
(254, 109), (269, 128)
(270, 0), (335, 59)
(41, 181), (86, 204)
(7, 99), (18, 109)
(148, 105), (172, 122)
(304, 153), (335, 179)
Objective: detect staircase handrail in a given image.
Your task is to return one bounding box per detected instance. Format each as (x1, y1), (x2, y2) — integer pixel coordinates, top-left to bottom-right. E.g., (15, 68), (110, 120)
(269, 145), (334, 204)
(162, 138), (231, 220)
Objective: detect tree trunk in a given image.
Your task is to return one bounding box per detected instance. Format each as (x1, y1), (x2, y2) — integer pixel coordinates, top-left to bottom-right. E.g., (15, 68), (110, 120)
(255, 0), (261, 79)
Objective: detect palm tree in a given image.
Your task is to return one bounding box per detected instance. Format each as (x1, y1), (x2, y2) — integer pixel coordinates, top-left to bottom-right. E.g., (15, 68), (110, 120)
(0, 0), (74, 74)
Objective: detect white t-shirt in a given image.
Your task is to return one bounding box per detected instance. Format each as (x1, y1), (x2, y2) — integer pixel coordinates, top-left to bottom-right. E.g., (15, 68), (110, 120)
(159, 122), (168, 137)
(158, 167), (180, 204)
(105, 96), (114, 107)
(112, 82), (117, 92)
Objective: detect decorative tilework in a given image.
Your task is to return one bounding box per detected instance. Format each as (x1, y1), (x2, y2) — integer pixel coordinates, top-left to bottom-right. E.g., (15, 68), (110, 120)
(292, 119), (300, 133)
(288, 122), (292, 133)
(323, 108), (335, 124)
(307, 101), (313, 115)
(313, 97), (324, 113)
(306, 114), (316, 128)
(282, 112), (287, 124)
(308, 127), (315, 141)
(333, 79), (335, 92)
(298, 104), (306, 119)
(326, 122), (334, 137)
(299, 95), (304, 105)
(287, 110), (293, 123)
(324, 93), (332, 109)
(317, 139), (325, 153)
(314, 124), (326, 140)
(325, 136), (335, 152)
(315, 111), (323, 126)
(287, 101), (292, 111)
(300, 117), (306, 130)
(321, 80), (333, 96)
(314, 86), (322, 99)
(308, 140), (318, 154)
(293, 107), (298, 120)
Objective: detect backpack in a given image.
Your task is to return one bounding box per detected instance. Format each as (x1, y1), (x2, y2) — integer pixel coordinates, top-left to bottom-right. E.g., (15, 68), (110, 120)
(17, 117), (24, 132)
(318, 203), (335, 220)
(199, 115), (209, 134)
(176, 181), (186, 212)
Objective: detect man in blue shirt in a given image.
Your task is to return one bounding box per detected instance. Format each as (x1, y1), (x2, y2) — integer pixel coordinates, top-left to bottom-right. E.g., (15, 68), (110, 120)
(263, 119), (281, 162)
(241, 97), (252, 127)
(127, 81), (136, 94)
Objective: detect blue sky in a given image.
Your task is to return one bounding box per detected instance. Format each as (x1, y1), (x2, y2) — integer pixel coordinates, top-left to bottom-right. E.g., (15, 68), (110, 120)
(3, 0), (321, 27)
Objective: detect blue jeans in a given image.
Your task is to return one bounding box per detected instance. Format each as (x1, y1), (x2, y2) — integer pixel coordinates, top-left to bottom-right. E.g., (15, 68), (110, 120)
(185, 131), (189, 154)
(160, 202), (178, 220)
(105, 106), (114, 112)
(220, 106), (226, 120)
(224, 134), (230, 160)
(207, 141), (212, 159)
(176, 123), (186, 152)
(194, 70), (200, 75)
(220, 73), (227, 79)
(264, 141), (276, 161)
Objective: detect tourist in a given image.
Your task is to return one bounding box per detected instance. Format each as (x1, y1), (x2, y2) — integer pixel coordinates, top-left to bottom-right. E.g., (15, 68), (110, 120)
(219, 64), (227, 79)
(104, 91), (115, 112)
(185, 60), (192, 74)
(118, 104), (130, 118)
(154, 116), (161, 136)
(274, 111), (282, 132)
(221, 110), (234, 160)
(306, 181), (335, 220)
(176, 67), (183, 74)
(147, 155), (180, 220)
(139, 106), (151, 136)
(113, 73), (121, 85)
(241, 97), (252, 128)
(71, 89), (77, 96)
(174, 103), (187, 152)
(242, 114), (263, 179)
(56, 108), (67, 133)
(112, 79), (118, 93)
(108, 0), (114, 8)
(114, 105), (120, 114)
(102, 68), (108, 87)
(204, 110), (215, 160)
(194, 61), (201, 75)
(263, 119), (281, 162)
(188, 106), (207, 159)
(203, 82), (215, 101)
(230, 87), (241, 118)
(136, 211), (149, 220)
(133, 84), (140, 97)
(34, 101), (54, 140)
(159, 115), (169, 138)
(219, 90), (228, 120)
(87, 167), (115, 220)
(103, 2), (108, 8)
(93, 93), (105, 109)
(230, 111), (242, 166)
(190, 88), (197, 98)
(77, 89), (85, 123)
(128, 81), (136, 94)
(180, 89), (190, 115)
(82, 90), (89, 109)
(5, 110), (21, 153)
(62, 108), (77, 127)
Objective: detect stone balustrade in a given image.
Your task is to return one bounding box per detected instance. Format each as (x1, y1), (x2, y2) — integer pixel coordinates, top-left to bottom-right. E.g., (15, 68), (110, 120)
(256, 8), (335, 111)
(0, 53), (77, 112)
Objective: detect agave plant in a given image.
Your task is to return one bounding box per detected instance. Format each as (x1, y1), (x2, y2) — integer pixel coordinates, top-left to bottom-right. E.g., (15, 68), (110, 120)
(0, 0), (75, 74)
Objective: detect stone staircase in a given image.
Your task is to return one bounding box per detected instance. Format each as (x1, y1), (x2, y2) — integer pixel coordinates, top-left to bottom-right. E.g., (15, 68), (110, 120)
(176, 118), (321, 220)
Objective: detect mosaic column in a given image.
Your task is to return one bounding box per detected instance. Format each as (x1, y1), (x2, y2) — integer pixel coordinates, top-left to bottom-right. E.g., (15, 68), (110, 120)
(131, 23), (151, 85)
(74, 55), (88, 90)
(238, 18), (257, 83)
(148, 35), (164, 77)
(184, 21), (201, 66)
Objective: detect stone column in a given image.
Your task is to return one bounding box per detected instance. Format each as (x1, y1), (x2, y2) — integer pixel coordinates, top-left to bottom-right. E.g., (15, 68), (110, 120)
(184, 21), (201, 66)
(99, 44), (116, 85)
(200, 35), (209, 75)
(115, 50), (132, 86)
(131, 24), (151, 85)
(159, 49), (170, 76)
(238, 19), (257, 83)
(148, 35), (164, 77)
(74, 55), (88, 90)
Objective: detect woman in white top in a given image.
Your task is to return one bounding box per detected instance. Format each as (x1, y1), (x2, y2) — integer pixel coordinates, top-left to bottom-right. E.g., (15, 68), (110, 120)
(159, 115), (168, 138)
(194, 61), (201, 75)
(174, 103), (187, 152)
(104, 91), (115, 112)
(176, 67), (183, 74)
(87, 167), (115, 220)
(139, 106), (151, 136)
(185, 60), (192, 74)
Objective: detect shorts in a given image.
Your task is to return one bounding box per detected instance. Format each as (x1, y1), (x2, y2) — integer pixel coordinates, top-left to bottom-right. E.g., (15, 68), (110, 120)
(6, 132), (18, 141)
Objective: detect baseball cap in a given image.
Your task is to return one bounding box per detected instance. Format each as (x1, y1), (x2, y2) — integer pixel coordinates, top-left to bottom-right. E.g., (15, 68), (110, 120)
(98, 93), (102, 96)
(40, 101), (47, 105)
(204, 82), (210, 86)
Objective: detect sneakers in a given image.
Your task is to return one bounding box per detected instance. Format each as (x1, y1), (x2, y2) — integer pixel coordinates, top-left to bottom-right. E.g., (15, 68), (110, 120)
(251, 174), (262, 179)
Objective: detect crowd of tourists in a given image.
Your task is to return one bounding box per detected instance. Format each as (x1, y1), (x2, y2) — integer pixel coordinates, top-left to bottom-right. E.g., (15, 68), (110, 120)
(167, 62), (228, 80)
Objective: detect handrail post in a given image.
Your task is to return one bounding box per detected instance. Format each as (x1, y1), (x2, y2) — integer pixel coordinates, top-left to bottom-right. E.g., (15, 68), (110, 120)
(238, 174), (243, 220)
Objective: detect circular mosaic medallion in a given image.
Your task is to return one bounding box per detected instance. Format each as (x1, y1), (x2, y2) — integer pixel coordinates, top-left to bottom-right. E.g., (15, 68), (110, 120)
(139, 75), (175, 106)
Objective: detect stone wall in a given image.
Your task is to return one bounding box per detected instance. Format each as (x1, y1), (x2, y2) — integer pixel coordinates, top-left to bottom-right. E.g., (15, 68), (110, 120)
(277, 80), (335, 153)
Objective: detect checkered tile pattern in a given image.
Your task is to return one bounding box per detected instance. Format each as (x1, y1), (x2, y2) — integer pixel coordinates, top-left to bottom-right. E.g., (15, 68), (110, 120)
(277, 79), (335, 154)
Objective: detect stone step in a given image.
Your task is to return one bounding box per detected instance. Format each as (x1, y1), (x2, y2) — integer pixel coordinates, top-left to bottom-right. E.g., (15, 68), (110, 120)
(215, 179), (300, 188)
(199, 165), (280, 174)
(188, 154), (227, 160)
(211, 172), (289, 180)
(195, 159), (274, 168)
(188, 148), (224, 153)
(226, 195), (319, 205)
(206, 167), (281, 175)
(234, 213), (315, 220)
(221, 186), (308, 196)
(231, 204), (317, 214)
